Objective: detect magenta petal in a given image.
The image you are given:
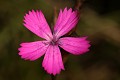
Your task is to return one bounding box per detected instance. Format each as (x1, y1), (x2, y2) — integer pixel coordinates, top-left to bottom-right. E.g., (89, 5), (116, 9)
(42, 45), (64, 75)
(54, 8), (79, 38)
(24, 10), (53, 41)
(58, 37), (90, 55)
(18, 41), (49, 61)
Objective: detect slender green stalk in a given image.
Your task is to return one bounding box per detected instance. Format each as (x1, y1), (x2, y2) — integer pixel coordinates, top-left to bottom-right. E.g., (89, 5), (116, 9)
(51, 75), (56, 80)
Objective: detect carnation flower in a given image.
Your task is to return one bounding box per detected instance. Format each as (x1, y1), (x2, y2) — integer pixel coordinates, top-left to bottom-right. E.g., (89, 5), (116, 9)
(18, 8), (90, 75)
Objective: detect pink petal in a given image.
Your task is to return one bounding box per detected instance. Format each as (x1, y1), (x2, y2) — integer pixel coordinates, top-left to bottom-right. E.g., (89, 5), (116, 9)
(54, 8), (79, 38)
(24, 10), (53, 41)
(58, 37), (90, 55)
(18, 41), (49, 61)
(42, 45), (64, 75)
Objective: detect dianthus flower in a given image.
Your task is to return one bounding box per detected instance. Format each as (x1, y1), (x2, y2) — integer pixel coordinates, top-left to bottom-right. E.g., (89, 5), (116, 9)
(18, 8), (90, 75)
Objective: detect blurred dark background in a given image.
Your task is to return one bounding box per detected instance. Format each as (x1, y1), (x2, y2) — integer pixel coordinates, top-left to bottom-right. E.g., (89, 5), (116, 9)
(0, 0), (120, 80)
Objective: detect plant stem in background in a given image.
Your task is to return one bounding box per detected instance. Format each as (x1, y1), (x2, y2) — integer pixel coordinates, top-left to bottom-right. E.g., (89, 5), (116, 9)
(74, 0), (85, 10)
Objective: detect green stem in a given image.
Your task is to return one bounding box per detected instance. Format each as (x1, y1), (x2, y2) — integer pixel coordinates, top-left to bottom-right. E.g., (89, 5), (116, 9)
(51, 75), (56, 80)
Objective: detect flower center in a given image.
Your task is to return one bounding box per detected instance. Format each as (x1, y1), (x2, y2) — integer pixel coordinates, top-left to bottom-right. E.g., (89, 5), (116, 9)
(50, 35), (58, 45)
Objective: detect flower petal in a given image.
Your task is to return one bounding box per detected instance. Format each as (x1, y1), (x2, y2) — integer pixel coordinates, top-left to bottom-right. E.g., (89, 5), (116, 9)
(24, 10), (53, 41)
(42, 45), (64, 75)
(58, 37), (90, 55)
(54, 8), (79, 38)
(18, 41), (49, 61)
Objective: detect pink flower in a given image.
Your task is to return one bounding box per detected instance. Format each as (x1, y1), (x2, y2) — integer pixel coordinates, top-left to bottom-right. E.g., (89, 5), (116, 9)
(18, 8), (90, 75)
